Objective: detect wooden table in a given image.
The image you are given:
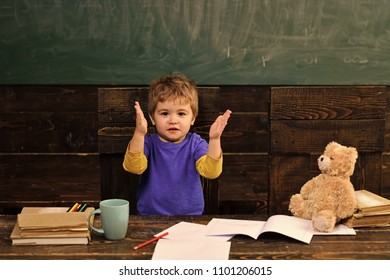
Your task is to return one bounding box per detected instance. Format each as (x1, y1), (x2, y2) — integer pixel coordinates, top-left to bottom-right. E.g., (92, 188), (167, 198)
(1, 214), (390, 260)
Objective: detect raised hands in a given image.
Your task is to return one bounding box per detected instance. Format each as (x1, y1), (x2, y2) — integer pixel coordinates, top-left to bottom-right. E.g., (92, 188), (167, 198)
(134, 101), (148, 136)
(209, 110), (232, 140)
(127, 101), (148, 153)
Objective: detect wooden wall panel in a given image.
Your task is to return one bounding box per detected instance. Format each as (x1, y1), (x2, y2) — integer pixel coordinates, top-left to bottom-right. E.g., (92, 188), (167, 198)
(219, 113), (268, 153)
(100, 154), (139, 215)
(0, 86), (99, 213)
(0, 85), (389, 216)
(219, 87), (269, 154)
(218, 87), (270, 214)
(271, 86), (386, 120)
(0, 154), (100, 213)
(219, 154), (268, 214)
(0, 86), (98, 153)
(0, 86), (97, 113)
(269, 155), (311, 215)
(271, 86), (386, 153)
(0, 112), (97, 153)
(271, 119), (385, 153)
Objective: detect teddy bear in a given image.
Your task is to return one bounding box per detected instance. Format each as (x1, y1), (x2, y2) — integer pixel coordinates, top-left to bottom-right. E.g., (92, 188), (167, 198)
(288, 141), (358, 232)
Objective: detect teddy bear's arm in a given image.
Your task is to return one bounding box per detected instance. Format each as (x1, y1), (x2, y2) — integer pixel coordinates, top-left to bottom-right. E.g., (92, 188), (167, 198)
(336, 184), (358, 219)
(300, 178), (317, 198)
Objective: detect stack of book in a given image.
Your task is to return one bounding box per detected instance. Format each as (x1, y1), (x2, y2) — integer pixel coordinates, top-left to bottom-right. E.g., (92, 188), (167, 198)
(11, 207), (94, 245)
(343, 190), (390, 228)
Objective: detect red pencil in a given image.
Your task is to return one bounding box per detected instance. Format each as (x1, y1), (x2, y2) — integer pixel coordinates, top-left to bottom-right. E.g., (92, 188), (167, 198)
(134, 232), (169, 250)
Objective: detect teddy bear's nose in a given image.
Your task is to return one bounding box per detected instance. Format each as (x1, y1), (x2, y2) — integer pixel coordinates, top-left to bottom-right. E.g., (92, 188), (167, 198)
(320, 157), (324, 162)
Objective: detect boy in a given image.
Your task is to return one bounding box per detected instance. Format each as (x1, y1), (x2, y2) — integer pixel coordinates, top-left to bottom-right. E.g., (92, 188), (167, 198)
(123, 74), (231, 215)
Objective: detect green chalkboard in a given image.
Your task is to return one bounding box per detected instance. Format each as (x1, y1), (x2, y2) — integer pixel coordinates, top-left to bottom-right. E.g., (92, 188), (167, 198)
(1, 0), (390, 85)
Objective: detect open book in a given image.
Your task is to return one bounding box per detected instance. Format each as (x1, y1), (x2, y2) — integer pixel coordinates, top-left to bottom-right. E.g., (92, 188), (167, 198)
(205, 215), (355, 244)
(342, 190), (390, 228)
(355, 190), (390, 214)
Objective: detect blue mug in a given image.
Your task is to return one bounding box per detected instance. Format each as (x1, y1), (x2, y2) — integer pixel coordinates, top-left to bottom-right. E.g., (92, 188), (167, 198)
(88, 199), (129, 240)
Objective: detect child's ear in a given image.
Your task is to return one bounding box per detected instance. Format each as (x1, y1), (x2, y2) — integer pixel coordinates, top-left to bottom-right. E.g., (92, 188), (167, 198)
(149, 114), (156, 126)
(191, 117), (196, 126)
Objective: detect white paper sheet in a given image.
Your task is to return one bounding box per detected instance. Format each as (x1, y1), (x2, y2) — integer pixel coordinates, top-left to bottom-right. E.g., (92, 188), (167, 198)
(155, 221), (233, 241)
(152, 221), (232, 260)
(152, 239), (231, 260)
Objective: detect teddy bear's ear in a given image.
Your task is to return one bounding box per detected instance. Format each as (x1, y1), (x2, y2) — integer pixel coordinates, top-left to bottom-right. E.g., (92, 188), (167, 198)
(348, 146), (358, 161)
(326, 141), (339, 150)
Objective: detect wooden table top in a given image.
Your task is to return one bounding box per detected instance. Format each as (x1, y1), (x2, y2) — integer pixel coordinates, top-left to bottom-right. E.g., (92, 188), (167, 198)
(1, 214), (390, 260)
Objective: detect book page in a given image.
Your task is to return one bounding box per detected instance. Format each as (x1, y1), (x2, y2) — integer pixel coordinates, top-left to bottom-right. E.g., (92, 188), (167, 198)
(205, 218), (266, 239)
(312, 223), (356, 235)
(12, 237), (89, 245)
(155, 221), (233, 241)
(356, 190), (390, 208)
(261, 215), (313, 244)
(21, 207), (69, 214)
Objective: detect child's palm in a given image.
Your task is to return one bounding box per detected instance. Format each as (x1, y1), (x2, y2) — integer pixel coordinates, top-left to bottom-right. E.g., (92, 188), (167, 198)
(209, 110), (231, 139)
(134, 102), (148, 135)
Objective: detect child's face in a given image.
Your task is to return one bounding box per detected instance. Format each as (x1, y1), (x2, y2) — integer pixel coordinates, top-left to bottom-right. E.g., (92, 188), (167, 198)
(150, 98), (195, 143)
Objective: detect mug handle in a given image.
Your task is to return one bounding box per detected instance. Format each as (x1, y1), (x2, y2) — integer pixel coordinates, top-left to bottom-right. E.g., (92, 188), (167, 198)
(87, 209), (104, 234)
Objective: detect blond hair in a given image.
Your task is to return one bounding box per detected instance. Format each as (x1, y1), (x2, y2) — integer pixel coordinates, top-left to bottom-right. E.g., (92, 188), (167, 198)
(148, 74), (199, 118)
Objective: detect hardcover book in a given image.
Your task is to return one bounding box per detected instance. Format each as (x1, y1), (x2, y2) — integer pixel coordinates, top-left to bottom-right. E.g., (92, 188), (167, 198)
(11, 207), (94, 245)
(343, 211), (390, 228)
(355, 190), (390, 214)
(342, 190), (390, 228)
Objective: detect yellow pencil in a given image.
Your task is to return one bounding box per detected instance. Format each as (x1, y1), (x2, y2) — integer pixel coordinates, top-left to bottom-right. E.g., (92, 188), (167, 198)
(67, 203), (80, 212)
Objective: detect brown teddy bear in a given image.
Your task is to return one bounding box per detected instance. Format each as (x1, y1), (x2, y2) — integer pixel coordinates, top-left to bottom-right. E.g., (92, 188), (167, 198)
(288, 141), (358, 232)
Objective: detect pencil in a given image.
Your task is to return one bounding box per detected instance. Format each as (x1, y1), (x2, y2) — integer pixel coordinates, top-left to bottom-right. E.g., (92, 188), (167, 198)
(134, 232), (169, 250)
(67, 203), (79, 212)
(78, 203), (88, 212)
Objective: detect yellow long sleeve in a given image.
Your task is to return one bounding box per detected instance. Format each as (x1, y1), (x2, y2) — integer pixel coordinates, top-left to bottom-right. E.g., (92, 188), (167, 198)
(123, 149), (222, 178)
(196, 154), (223, 179)
(123, 150), (148, 175)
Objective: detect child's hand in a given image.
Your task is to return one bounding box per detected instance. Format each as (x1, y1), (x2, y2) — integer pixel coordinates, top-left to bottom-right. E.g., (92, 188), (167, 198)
(134, 101), (148, 135)
(209, 110), (232, 140)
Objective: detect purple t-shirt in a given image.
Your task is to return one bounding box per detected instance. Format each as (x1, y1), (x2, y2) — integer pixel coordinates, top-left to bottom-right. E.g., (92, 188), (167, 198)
(137, 133), (208, 215)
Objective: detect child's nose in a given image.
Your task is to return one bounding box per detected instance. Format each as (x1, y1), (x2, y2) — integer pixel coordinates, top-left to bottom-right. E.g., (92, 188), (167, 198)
(169, 115), (178, 123)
